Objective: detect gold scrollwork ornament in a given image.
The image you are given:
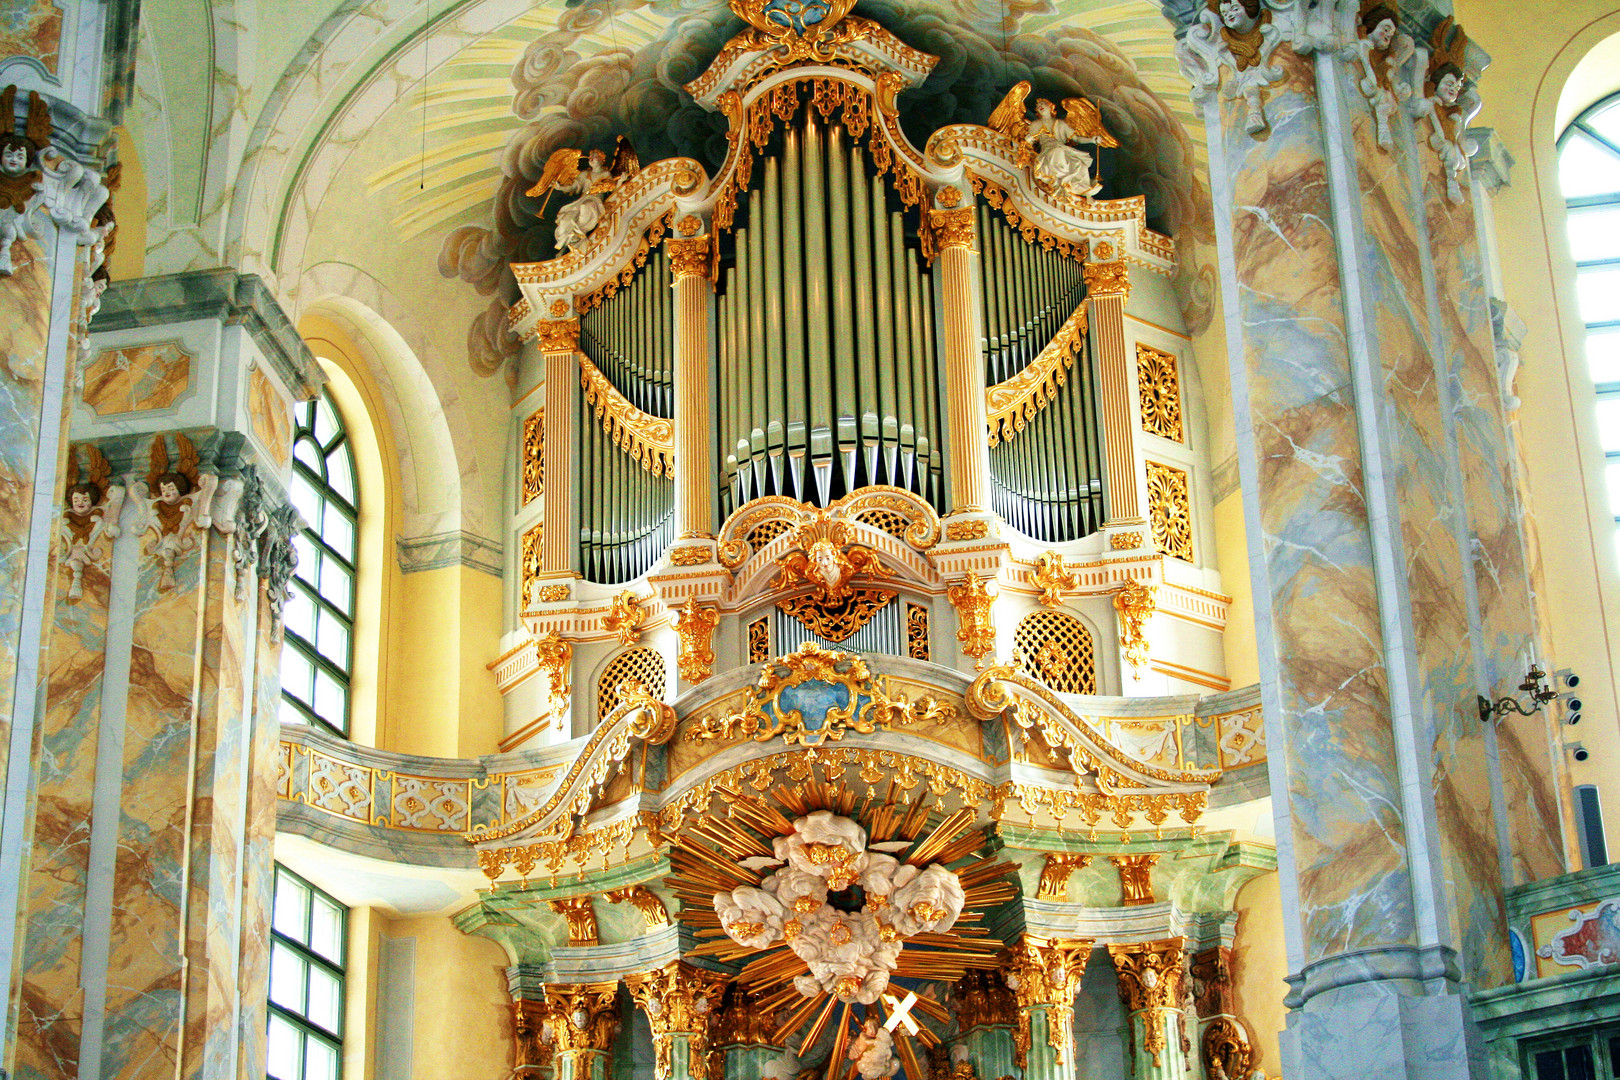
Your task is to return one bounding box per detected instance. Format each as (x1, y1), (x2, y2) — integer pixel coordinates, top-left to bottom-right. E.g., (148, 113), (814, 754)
(603, 589), (646, 646)
(674, 598), (720, 683)
(1113, 578), (1156, 673)
(1031, 551), (1079, 607)
(947, 571), (998, 668)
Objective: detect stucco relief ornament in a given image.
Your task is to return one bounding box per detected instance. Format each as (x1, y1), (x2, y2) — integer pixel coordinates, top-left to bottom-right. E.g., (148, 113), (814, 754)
(135, 434), (219, 592)
(259, 504), (303, 643)
(0, 85), (112, 279)
(713, 811), (965, 1005)
(528, 137), (640, 254)
(1351, 0), (1414, 149)
(59, 444), (124, 602)
(1405, 17), (1478, 205)
(1175, 0), (1288, 136)
(231, 466), (270, 601)
(987, 82), (1119, 203)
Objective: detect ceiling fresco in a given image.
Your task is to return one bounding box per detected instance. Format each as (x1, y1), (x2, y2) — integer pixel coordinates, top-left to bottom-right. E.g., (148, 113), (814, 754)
(345, 0), (1214, 372)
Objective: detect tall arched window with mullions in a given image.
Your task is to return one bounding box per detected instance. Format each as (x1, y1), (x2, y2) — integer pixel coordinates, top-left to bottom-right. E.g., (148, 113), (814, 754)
(1560, 91), (1620, 565)
(280, 392), (359, 738)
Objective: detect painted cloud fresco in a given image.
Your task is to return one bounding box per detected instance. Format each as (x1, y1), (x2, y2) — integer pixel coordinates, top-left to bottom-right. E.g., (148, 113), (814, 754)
(438, 0), (1212, 372)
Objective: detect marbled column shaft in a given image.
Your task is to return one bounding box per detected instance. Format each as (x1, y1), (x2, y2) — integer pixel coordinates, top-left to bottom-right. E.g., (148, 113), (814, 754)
(936, 235), (989, 513)
(1020, 1009), (1077, 1080)
(671, 261), (714, 539)
(541, 345), (580, 578)
(236, 585), (283, 1080)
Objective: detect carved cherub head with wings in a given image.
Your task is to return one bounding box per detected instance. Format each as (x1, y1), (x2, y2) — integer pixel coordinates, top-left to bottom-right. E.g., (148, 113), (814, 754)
(66, 444), (113, 516)
(0, 85), (50, 213)
(147, 433), (200, 504)
(1426, 16), (1470, 107)
(525, 135), (640, 200)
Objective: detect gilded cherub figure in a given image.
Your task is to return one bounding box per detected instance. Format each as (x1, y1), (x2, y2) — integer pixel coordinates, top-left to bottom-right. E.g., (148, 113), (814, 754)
(138, 433), (218, 592)
(1352, 0), (1414, 149)
(988, 81), (1118, 202)
(0, 85), (49, 276)
(1405, 17), (1476, 205)
(527, 136), (639, 254)
(60, 444), (125, 602)
(775, 516), (893, 605)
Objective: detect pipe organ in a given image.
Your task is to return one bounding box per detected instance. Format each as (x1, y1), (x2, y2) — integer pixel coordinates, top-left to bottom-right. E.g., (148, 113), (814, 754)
(577, 250), (676, 584)
(716, 105), (945, 517)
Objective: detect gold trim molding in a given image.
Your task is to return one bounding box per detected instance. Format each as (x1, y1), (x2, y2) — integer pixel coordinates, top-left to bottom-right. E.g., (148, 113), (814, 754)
(580, 355), (676, 476)
(985, 304), (1089, 447)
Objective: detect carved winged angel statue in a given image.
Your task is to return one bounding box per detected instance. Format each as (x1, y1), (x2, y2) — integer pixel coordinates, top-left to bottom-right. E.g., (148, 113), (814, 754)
(1406, 17), (1478, 205)
(0, 85), (50, 276)
(1353, 0), (1414, 149)
(988, 81), (1118, 202)
(60, 445), (124, 602)
(526, 136), (640, 254)
(139, 434), (218, 592)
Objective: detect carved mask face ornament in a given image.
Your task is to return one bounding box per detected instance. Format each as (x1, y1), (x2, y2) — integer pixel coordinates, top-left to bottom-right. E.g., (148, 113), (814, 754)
(1369, 18), (1396, 49)
(1435, 71), (1463, 106)
(1218, 0), (1257, 32)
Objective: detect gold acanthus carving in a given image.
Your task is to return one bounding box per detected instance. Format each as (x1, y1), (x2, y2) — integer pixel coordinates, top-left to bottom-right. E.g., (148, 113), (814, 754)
(1146, 461), (1194, 563)
(1031, 551), (1080, 608)
(537, 318), (582, 353)
(603, 589), (647, 646)
(1109, 531), (1143, 551)
(929, 206), (975, 249)
(674, 598), (720, 683)
(1008, 934), (1093, 1067)
(536, 632), (574, 723)
(777, 588), (895, 643)
(625, 962), (730, 1080)
(521, 524), (545, 607)
(667, 234), (716, 280)
(513, 999), (555, 1074)
(1107, 938), (1187, 1068)
(1083, 260), (1130, 299)
(1035, 853), (1092, 901)
(580, 356), (676, 477)
(1135, 344), (1184, 442)
(536, 584), (571, 603)
(522, 408), (544, 506)
(1108, 853), (1160, 906)
(684, 642), (956, 746)
(906, 602), (930, 661)
(947, 571), (997, 667)
(986, 304), (1089, 446)
(544, 981), (621, 1057)
(945, 520), (989, 541)
(605, 885), (670, 928)
(549, 895), (600, 945)
(1113, 579), (1156, 674)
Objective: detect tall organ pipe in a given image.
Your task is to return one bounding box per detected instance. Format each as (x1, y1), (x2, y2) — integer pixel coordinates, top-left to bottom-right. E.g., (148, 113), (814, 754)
(829, 124), (857, 490)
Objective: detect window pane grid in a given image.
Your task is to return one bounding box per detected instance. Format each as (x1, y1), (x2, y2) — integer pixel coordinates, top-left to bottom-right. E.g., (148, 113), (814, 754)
(269, 866), (345, 1080)
(280, 391), (358, 738)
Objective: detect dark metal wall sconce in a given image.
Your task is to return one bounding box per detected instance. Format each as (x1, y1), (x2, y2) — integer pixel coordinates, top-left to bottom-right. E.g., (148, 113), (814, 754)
(1478, 665), (1557, 723)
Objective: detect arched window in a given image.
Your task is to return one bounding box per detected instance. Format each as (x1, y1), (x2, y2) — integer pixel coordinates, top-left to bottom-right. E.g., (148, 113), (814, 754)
(281, 392), (359, 737)
(1559, 92), (1620, 561)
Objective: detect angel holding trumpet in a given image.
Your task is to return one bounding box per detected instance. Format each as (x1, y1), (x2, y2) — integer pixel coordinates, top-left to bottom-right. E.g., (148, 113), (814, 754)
(989, 81), (1119, 202)
(526, 136), (640, 254)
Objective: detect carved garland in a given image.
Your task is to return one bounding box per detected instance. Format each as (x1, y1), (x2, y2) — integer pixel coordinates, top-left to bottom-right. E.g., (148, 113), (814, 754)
(580, 355), (676, 476)
(985, 304), (1090, 447)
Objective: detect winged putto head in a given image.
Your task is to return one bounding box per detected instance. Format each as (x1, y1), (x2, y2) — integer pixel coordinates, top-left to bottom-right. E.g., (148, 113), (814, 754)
(147, 433), (201, 504)
(66, 444), (113, 515)
(0, 85), (49, 181)
(1426, 17), (1470, 107)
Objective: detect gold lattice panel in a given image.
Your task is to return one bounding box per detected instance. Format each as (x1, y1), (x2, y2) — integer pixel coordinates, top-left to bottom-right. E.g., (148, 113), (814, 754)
(1135, 344), (1183, 442)
(520, 523), (543, 607)
(748, 617), (770, 662)
(857, 508), (909, 539)
(906, 602), (929, 661)
(522, 408), (544, 505)
(1015, 610), (1096, 694)
(597, 647), (667, 724)
(746, 519), (793, 549)
(1146, 460), (1194, 562)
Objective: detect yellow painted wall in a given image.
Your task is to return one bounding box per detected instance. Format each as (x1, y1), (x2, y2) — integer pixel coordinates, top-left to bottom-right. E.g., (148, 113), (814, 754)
(1231, 873), (1287, 1078)
(107, 127), (146, 282)
(1213, 492), (1260, 689)
(384, 914), (514, 1080)
(1453, 0), (1620, 859)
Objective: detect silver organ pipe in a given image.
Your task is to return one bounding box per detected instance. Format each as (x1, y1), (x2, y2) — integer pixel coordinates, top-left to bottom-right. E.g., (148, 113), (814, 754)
(577, 251), (677, 584)
(977, 206), (1107, 542)
(715, 95), (946, 518)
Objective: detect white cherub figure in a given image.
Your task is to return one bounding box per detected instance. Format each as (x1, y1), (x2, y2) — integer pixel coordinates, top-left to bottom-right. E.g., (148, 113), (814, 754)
(528, 136), (639, 254)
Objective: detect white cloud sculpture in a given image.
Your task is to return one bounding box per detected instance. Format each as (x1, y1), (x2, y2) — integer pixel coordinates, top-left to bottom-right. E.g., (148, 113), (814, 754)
(713, 810), (966, 1004)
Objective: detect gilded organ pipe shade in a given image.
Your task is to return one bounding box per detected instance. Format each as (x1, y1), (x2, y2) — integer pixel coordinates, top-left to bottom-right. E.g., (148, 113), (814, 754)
(976, 206), (1106, 542)
(715, 99), (945, 518)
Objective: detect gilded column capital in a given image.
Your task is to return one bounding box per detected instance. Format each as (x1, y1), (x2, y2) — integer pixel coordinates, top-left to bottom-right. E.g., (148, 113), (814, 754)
(542, 981), (622, 1056)
(548, 895), (599, 945)
(929, 206), (977, 251)
(1105, 938), (1187, 1067)
(625, 961), (730, 1080)
(1107, 853), (1160, 906)
(1083, 259), (1130, 299)
(1035, 853), (1092, 900)
(667, 235), (715, 280)
(537, 317), (582, 353)
(1007, 934), (1093, 1066)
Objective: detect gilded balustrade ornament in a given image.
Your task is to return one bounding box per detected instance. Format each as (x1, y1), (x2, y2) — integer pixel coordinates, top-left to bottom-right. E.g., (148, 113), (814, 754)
(625, 962), (730, 1080)
(1106, 938), (1188, 1067)
(1108, 853), (1160, 905)
(1082, 259), (1130, 299)
(986, 305), (1089, 446)
(603, 589), (647, 646)
(619, 678), (679, 745)
(1135, 344), (1184, 442)
(685, 642), (955, 746)
(947, 571), (997, 667)
(1146, 460), (1195, 562)
(1031, 551), (1080, 608)
(674, 598), (721, 683)
(580, 355), (677, 476)
(1113, 579), (1157, 673)
(1007, 934), (1093, 1067)
(535, 632), (574, 722)
(1035, 853), (1092, 900)
(549, 895), (601, 945)
(536, 317), (582, 353)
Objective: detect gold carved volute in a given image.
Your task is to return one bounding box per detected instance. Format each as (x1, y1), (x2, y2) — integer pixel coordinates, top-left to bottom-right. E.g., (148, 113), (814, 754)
(674, 598), (720, 683)
(947, 570), (997, 668)
(1106, 938), (1188, 1067)
(1112, 578), (1156, 673)
(1035, 853), (1092, 901)
(603, 589), (647, 646)
(667, 234), (716, 280)
(929, 206), (976, 250)
(605, 885), (670, 928)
